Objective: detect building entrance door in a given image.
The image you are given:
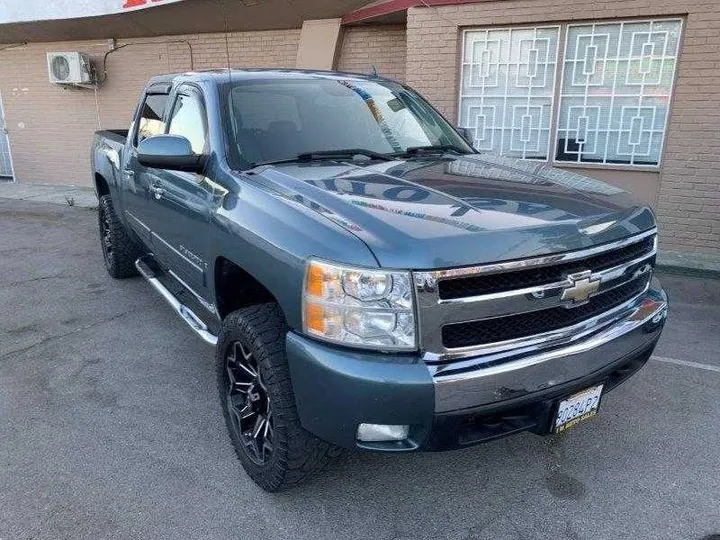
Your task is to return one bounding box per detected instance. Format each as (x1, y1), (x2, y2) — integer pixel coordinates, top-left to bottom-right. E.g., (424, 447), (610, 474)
(0, 92), (15, 180)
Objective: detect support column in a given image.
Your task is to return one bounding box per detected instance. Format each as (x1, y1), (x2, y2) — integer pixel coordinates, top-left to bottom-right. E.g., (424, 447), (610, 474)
(295, 18), (342, 70)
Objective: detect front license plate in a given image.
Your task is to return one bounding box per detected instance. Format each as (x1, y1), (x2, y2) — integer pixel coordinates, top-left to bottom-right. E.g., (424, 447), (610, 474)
(553, 384), (604, 433)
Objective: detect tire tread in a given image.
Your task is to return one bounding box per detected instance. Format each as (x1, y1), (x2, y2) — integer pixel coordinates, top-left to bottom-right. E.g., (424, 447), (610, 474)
(98, 194), (141, 278)
(216, 303), (339, 491)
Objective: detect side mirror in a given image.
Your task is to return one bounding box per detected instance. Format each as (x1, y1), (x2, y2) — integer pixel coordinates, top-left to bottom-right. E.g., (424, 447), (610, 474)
(457, 127), (475, 147)
(137, 134), (205, 173)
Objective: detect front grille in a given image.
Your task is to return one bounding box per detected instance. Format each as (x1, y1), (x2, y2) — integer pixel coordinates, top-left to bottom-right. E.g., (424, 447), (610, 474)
(441, 276), (649, 349)
(438, 236), (655, 300)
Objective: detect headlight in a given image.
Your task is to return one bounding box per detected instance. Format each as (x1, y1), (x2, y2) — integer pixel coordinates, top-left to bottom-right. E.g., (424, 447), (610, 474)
(302, 259), (416, 351)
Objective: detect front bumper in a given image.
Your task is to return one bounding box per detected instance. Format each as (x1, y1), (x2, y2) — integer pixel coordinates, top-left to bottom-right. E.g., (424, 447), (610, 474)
(286, 279), (668, 451)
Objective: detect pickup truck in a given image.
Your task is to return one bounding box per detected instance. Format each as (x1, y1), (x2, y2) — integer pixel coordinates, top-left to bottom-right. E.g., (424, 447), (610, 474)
(91, 69), (668, 491)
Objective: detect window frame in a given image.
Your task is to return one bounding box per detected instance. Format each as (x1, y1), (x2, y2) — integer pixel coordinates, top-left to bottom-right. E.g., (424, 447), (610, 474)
(459, 17), (685, 172)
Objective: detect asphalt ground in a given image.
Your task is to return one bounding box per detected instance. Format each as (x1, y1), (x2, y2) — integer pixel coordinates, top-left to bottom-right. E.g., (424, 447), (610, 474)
(0, 198), (718, 540)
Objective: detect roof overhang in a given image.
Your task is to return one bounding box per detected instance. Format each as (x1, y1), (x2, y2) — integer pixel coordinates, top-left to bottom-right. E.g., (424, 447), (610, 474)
(0, 0), (374, 44)
(341, 0), (487, 25)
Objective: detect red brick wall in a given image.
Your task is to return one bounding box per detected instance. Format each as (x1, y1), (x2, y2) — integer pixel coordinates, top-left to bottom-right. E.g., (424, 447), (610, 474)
(337, 25), (407, 82)
(406, 2), (720, 256)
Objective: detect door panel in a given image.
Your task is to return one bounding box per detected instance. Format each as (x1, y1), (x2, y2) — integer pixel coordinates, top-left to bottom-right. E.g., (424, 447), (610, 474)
(123, 149), (160, 247)
(144, 87), (214, 301)
(150, 170), (213, 293)
(122, 92), (169, 246)
(0, 92), (15, 179)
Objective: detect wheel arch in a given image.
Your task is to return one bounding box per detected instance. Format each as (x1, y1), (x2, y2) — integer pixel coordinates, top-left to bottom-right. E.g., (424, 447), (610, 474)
(213, 256), (288, 322)
(95, 173), (110, 198)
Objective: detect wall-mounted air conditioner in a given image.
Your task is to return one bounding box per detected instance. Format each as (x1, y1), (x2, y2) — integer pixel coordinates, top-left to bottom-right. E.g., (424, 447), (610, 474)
(47, 52), (94, 85)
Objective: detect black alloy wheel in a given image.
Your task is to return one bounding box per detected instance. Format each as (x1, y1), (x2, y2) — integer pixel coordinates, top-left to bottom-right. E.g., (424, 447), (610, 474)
(100, 206), (114, 264)
(216, 304), (341, 491)
(225, 340), (274, 464)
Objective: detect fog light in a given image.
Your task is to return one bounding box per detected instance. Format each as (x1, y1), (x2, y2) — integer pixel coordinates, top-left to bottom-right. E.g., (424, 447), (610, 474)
(356, 423), (409, 442)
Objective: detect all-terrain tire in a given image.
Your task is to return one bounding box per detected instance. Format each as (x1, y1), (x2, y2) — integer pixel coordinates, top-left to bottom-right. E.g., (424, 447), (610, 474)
(98, 194), (142, 279)
(216, 303), (341, 491)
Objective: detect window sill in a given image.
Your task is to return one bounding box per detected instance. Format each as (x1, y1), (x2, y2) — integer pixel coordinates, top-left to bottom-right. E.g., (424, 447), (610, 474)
(552, 161), (661, 174)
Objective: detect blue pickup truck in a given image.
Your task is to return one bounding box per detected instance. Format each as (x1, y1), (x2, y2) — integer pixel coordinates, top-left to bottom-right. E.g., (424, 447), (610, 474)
(91, 69), (668, 491)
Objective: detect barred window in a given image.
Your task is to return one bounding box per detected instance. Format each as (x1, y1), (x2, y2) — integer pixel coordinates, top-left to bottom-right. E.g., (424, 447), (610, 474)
(459, 18), (683, 168)
(459, 26), (560, 160)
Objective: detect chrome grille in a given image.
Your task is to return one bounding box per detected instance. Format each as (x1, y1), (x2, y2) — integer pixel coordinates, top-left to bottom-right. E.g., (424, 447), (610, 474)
(438, 236), (655, 300)
(413, 229), (657, 363)
(442, 275), (650, 349)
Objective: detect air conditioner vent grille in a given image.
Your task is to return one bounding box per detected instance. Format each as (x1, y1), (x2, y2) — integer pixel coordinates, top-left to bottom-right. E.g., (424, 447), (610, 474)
(47, 52), (94, 85)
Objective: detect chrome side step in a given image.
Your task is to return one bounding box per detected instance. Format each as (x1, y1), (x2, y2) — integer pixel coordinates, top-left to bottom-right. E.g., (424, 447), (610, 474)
(135, 257), (218, 346)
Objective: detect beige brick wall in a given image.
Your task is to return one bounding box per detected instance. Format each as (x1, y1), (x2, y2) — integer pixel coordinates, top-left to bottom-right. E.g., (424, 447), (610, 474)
(406, 2), (720, 256)
(0, 29), (300, 186)
(337, 25), (407, 82)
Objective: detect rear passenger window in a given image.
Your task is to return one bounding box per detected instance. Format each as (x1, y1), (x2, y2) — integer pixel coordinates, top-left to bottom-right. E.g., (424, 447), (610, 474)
(136, 93), (168, 146)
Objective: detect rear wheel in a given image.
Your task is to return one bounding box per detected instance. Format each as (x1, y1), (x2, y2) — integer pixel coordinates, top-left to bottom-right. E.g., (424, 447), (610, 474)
(98, 194), (141, 278)
(216, 303), (340, 491)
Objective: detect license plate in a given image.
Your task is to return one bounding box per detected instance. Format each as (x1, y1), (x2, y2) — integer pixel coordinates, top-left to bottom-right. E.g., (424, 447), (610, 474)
(553, 384), (604, 433)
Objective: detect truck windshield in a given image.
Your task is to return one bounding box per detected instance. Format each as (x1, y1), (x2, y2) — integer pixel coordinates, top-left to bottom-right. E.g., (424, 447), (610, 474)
(220, 77), (474, 170)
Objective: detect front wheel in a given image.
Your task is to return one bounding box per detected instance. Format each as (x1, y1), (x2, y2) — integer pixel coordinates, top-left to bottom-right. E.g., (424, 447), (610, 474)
(216, 303), (340, 491)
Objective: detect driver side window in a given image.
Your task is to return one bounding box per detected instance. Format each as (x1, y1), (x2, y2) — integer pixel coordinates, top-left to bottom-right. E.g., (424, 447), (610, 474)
(167, 93), (207, 155)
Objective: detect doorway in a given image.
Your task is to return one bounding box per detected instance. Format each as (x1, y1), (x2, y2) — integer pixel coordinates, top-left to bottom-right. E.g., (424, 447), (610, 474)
(0, 91), (15, 181)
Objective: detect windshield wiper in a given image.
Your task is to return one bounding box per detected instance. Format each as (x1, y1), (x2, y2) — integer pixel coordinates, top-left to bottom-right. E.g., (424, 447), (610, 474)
(395, 145), (471, 157)
(248, 149), (393, 168)
(297, 149), (394, 162)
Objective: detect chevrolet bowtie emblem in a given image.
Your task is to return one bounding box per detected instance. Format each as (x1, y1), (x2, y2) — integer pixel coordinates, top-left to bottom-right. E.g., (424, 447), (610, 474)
(561, 270), (601, 305)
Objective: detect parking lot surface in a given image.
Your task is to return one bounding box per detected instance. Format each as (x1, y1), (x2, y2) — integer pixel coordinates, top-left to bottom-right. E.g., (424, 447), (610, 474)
(1, 199), (719, 540)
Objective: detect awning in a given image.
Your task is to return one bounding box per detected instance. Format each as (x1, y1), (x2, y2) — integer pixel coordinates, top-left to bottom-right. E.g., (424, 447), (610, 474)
(0, 0), (374, 44)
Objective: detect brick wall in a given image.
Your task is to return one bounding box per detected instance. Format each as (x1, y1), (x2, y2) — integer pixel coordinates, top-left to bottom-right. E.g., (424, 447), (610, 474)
(0, 29), (300, 186)
(406, 2), (720, 257)
(337, 25), (407, 82)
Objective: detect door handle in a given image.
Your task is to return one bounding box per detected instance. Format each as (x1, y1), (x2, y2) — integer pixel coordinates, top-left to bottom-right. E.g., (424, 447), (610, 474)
(149, 184), (165, 199)
(122, 168), (135, 177)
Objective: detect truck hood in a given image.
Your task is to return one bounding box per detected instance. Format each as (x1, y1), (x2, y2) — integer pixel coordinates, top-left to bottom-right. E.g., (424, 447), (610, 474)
(253, 153), (656, 269)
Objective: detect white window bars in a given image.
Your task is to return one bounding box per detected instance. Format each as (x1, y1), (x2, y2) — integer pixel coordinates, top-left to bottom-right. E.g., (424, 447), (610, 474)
(459, 18), (683, 168)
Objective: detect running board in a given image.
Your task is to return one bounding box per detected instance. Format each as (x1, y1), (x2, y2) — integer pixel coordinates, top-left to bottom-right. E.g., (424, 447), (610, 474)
(135, 257), (218, 346)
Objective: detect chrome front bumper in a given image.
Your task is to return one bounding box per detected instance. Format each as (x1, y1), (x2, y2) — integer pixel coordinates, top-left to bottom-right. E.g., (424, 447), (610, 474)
(431, 277), (668, 412)
(286, 278), (667, 451)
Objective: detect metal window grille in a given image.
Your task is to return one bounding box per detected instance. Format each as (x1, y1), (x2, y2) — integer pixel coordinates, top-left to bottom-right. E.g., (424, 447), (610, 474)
(459, 26), (560, 160)
(458, 19), (683, 169)
(556, 19), (682, 166)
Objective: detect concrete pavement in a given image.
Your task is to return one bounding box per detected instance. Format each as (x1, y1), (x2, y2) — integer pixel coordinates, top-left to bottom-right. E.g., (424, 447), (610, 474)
(0, 198), (718, 540)
(0, 181), (97, 208)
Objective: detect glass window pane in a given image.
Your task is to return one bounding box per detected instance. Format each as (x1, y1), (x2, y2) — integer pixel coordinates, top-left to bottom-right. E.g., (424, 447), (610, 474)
(556, 19), (682, 166)
(168, 94), (206, 155)
(223, 79), (471, 168)
(136, 93), (168, 146)
(459, 26), (560, 160)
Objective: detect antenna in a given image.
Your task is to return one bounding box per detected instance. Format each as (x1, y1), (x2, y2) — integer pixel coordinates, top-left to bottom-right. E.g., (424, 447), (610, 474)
(370, 65), (379, 77)
(217, 0), (231, 72)
(217, 0), (238, 168)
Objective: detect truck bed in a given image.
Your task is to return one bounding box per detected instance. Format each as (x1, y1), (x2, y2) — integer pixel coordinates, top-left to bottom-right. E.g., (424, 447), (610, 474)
(92, 130), (128, 190)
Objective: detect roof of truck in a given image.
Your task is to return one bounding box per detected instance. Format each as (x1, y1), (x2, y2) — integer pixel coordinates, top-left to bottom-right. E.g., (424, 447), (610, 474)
(146, 68), (392, 87)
